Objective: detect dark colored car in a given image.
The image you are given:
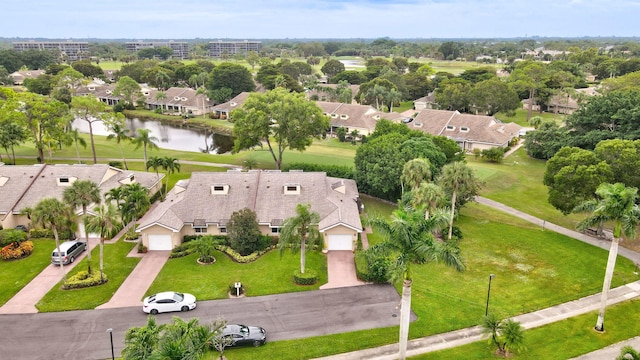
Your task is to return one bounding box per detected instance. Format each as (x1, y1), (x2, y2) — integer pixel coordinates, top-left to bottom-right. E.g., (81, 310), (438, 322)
(15, 225), (27, 232)
(222, 324), (267, 347)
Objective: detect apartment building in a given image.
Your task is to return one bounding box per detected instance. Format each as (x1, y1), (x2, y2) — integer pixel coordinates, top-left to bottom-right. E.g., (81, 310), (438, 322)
(209, 40), (261, 57)
(125, 41), (190, 59)
(12, 40), (89, 61)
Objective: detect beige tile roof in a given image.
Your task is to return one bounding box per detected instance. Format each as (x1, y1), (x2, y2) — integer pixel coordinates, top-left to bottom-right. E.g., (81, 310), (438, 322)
(145, 87), (213, 108)
(137, 170), (362, 233)
(212, 92), (251, 114)
(0, 164), (162, 218)
(409, 109), (522, 147)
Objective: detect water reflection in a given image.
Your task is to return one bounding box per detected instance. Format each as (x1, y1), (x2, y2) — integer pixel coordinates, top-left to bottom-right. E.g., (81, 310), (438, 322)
(71, 117), (234, 154)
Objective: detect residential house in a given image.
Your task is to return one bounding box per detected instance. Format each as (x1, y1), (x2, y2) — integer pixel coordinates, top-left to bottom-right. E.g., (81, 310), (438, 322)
(145, 87), (214, 116)
(9, 70), (46, 85)
(316, 101), (403, 137)
(0, 164), (162, 237)
(547, 87), (599, 115)
(136, 170), (363, 251)
(408, 109), (522, 152)
(413, 92), (437, 111)
(211, 92), (251, 119)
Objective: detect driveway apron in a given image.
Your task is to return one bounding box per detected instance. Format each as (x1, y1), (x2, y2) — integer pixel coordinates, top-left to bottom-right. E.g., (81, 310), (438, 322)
(320, 250), (367, 289)
(96, 250), (170, 309)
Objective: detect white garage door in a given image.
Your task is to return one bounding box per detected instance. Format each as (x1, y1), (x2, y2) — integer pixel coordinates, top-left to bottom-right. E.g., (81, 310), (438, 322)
(148, 234), (173, 251)
(327, 234), (353, 251)
(77, 222), (100, 239)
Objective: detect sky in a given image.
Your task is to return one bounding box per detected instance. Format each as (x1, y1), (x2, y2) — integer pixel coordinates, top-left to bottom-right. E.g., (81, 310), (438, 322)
(3, 0), (639, 40)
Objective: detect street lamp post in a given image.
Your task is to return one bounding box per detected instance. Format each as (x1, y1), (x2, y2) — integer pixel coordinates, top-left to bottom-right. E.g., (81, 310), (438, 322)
(107, 328), (114, 360)
(485, 274), (495, 316)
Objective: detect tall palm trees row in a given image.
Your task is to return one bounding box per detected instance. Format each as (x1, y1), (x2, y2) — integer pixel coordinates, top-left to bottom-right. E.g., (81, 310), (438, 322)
(27, 180), (150, 284)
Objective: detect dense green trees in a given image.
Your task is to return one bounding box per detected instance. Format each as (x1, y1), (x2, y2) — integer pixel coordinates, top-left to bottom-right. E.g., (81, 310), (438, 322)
(207, 62), (255, 98)
(231, 88), (328, 170)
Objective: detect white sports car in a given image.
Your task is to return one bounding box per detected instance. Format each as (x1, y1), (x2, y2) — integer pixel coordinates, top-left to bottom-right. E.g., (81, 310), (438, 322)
(143, 291), (197, 314)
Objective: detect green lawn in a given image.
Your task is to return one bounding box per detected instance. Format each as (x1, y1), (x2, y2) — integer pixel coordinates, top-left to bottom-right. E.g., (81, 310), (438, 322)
(146, 249), (328, 300)
(412, 298), (640, 360)
(203, 203), (639, 360)
(495, 108), (566, 127)
(470, 147), (583, 231)
(0, 239), (55, 306)
(36, 240), (139, 312)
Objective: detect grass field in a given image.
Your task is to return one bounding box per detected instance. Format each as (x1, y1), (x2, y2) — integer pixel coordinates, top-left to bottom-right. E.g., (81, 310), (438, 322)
(0, 239), (55, 306)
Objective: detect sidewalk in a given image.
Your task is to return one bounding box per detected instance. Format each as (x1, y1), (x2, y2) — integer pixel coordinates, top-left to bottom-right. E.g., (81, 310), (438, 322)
(313, 280), (640, 359)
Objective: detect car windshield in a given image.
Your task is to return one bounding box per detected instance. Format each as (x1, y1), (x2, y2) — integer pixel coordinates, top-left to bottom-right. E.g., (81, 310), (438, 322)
(239, 325), (249, 334)
(173, 292), (184, 302)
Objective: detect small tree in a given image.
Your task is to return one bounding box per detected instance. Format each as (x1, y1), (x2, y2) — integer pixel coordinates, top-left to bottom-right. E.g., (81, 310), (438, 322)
(209, 318), (234, 360)
(194, 235), (218, 264)
(481, 314), (526, 357)
(227, 208), (262, 256)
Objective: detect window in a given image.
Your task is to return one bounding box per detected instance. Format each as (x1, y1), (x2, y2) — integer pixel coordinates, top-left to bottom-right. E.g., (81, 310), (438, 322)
(211, 184), (229, 195)
(286, 186), (297, 192)
(446, 125), (455, 131)
(213, 185), (224, 191)
(194, 227), (207, 233)
(59, 177), (69, 183)
(460, 126), (469, 132)
(220, 227), (227, 234)
(271, 227), (280, 234)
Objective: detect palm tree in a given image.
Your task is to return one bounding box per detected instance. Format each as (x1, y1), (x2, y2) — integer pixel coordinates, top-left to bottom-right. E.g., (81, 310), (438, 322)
(574, 182), (640, 332)
(146, 156), (163, 176)
(84, 203), (119, 282)
(387, 88), (402, 112)
(63, 180), (101, 273)
(154, 91), (167, 113)
(369, 207), (465, 360)
(67, 129), (87, 164)
(401, 158), (432, 197)
(481, 314), (526, 357)
(438, 161), (482, 241)
(412, 182), (446, 220)
(31, 198), (72, 282)
(106, 122), (131, 170)
(121, 183), (151, 236)
(131, 129), (159, 170)
(279, 203), (322, 274)
(122, 316), (165, 360)
(161, 156), (180, 198)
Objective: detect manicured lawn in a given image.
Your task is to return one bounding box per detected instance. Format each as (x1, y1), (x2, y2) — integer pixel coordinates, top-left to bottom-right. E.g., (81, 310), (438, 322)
(470, 147), (583, 231)
(36, 240), (139, 312)
(147, 249), (327, 299)
(0, 239), (55, 306)
(495, 109), (565, 127)
(411, 298), (640, 360)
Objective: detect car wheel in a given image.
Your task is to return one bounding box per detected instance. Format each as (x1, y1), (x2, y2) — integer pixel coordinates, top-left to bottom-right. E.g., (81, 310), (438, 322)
(150, 309), (159, 315)
(181, 306), (189, 312)
(253, 340), (262, 347)
(70, 256), (75, 263)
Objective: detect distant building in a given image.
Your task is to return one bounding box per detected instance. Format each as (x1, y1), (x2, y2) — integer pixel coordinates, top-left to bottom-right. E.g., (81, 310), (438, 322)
(209, 40), (261, 57)
(12, 40), (89, 61)
(125, 41), (190, 59)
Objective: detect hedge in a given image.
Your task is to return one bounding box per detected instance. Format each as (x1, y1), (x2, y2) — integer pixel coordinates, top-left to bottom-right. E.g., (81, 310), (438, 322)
(63, 270), (107, 289)
(217, 245), (277, 263)
(282, 163), (355, 180)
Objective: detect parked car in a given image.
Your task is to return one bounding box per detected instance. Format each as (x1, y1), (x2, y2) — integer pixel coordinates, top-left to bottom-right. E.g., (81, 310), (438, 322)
(15, 225), (27, 232)
(51, 240), (87, 265)
(221, 324), (267, 347)
(142, 291), (197, 314)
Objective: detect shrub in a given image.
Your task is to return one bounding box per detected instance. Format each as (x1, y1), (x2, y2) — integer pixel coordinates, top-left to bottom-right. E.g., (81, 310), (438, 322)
(0, 229), (28, 247)
(63, 270), (107, 289)
(481, 147), (506, 163)
(228, 282), (245, 296)
(0, 240), (34, 260)
(355, 245), (391, 283)
(227, 208), (262, 256)
(217, 245), (276, 263)
(293, 269), (318, 285)
(170, 242), (196, 258)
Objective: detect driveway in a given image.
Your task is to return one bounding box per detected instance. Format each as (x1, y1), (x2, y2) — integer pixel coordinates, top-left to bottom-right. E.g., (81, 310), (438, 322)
(0, 239), (98, 314)
(321, 251), (367, 289)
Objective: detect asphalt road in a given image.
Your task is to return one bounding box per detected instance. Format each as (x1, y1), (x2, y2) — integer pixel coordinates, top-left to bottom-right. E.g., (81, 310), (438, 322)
(0, 284), (407, 360)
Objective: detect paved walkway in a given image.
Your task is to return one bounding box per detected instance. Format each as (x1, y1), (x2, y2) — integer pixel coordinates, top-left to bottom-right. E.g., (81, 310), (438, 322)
(571, 336), (640, 359)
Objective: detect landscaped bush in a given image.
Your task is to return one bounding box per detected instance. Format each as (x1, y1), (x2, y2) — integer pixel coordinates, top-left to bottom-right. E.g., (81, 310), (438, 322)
(0, 240), (34, 260)
(28, 228), (73, 240)
(0, 229), (28, 247)
(293, 269), (318, 285)
(182, 235), (227, 244)
(217, 245), (276, 263)
(63, 270), (107, 289)
(169, 242), (196, 258)
(227, 208), (263, 256)
(355, 245), (390, 283)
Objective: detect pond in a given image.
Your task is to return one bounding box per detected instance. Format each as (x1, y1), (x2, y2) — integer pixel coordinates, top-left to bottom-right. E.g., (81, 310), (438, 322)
(71, 117), (234, 154)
